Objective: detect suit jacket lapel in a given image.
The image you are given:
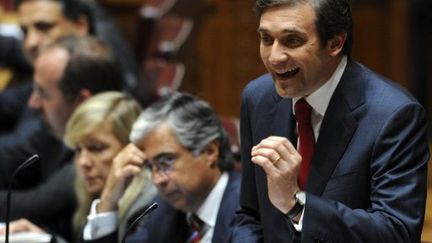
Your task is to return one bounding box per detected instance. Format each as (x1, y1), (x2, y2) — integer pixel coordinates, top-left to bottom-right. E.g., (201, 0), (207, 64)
(253, 89), (297, 193)
(212, 172), (240, 243)
(306, 60), (365, 196)
(255, 89), (297, 145)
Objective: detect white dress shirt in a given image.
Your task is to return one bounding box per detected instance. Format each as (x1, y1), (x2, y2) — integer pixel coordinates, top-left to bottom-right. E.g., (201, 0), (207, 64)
(83, 172), (229, 241)
(188, 172), (229, 243)
(291, 56), (347, 231)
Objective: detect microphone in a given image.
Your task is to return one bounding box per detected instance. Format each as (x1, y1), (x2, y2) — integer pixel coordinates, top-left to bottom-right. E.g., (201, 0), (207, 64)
(121, 202), (158, 243)
(5, 154), (39, 243)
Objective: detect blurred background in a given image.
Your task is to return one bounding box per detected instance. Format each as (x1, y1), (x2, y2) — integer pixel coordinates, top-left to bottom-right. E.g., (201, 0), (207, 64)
(1, 0), (431, 241)
(95, 0), (432, 121)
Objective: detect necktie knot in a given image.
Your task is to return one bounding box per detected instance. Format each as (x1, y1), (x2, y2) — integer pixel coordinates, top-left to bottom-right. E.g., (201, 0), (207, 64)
(295, 98), (312, 126)
(188, 214), (207, 243)
(189, 214), (205, 232)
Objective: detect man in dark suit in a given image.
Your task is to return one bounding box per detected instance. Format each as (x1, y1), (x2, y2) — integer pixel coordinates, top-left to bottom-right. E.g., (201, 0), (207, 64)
(0, 35), (123, 241)
(81, 92), (241, 243)
(232, 0), (429, 243)
(0, 0), (137, 182)
(0, 0), (143, 189)
(0, 0), (141, 237)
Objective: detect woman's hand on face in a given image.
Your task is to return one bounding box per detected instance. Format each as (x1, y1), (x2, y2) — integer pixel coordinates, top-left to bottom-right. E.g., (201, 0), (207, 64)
(97, 143), (146, 213)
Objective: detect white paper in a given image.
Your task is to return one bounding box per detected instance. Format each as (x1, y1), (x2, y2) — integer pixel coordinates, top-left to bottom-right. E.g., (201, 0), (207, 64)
(0, 223), (52, 243)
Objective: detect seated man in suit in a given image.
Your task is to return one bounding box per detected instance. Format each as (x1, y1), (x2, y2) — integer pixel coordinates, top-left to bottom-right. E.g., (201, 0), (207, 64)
(0, 0), (145, 190)
(82, 92), (241, 243)
(0, 35), (123, 241)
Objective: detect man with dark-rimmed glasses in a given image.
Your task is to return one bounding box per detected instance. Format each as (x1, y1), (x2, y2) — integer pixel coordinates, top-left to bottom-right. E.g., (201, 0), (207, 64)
(81, 92), (241, 243)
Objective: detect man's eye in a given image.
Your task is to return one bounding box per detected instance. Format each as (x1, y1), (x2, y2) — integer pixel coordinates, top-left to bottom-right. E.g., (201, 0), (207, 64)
(20, 26), (28, 35)
(284, 37), (304, 47)
(153, 153), (178, 171)
(35, 22), (55, 33)
(260, 35), (273, 46)
(158, 154), (177, 165)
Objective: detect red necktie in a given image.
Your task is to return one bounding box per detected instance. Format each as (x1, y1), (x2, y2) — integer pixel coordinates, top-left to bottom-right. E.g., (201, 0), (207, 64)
(190, 228), (201, 243)
(295, 98), (315, 189)
(188, 214), (205, 243)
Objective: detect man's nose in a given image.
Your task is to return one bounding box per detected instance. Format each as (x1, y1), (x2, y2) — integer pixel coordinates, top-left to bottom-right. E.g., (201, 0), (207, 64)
(27, 91), (41, 109)
(151, 170), (169, 186)
(23, 28), (42, 59)
(269, 41), (288, 65)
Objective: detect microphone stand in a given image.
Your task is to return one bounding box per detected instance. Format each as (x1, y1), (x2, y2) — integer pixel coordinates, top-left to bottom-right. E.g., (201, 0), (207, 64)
(120, 202), (158, 243)
(5, 154), (39, 243)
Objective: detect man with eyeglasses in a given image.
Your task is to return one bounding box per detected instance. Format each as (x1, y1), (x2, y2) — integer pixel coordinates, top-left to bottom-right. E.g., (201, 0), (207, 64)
(81, 92), (241, 243)
(0, 0), (143, 190)
(0, 0), (137, 224)
(0, 35), (123, 241)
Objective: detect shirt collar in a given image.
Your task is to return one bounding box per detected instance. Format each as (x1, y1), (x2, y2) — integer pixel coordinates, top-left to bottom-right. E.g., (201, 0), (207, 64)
(293, 56), (347, 116)
(190, 172), (229, 228)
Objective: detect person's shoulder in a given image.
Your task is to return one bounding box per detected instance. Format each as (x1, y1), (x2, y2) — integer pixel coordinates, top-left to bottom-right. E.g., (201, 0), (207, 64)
(242, 73), (276, 103)
(347, 60), (420, 106)
(342, 60), (427, 129)
(244, 73), (273, 93)
(228, 171), (242, 184)
(223, 172), (241, 204)
(219, 172), (241, 212)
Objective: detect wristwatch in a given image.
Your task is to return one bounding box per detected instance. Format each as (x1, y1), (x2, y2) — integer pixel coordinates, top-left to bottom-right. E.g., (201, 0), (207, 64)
(285, 191), (306, 220)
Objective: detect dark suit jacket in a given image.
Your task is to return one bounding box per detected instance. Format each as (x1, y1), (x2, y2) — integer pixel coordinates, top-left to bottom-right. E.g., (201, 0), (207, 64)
(232, 60), (430, 243)
(0, 81), (76, 240)
(0, 3), (139, 241)
(0, 35), (32, 71)
(85, 171), (241, 243)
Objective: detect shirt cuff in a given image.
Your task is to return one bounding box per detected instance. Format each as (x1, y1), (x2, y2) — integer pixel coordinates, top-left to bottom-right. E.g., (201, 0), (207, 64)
(82, 199), (118, 240)
(292, 208), (305, 232)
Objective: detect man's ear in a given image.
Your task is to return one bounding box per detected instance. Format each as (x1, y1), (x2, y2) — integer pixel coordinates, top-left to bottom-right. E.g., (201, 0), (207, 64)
(204, 140), (220, 168)
(327, 32), (347, 56)
(75, 89), (92, 104)
(75, 15), (90, 36)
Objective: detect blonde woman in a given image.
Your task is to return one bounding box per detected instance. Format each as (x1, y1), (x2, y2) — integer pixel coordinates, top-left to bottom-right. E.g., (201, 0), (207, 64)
(64, 91), (157, 241)
(2, 91), (157, 242)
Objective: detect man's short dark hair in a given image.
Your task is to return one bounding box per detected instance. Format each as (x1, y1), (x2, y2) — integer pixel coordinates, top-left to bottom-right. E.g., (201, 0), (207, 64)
(254, 0), (353, 56)
(44, 35), (123, 101)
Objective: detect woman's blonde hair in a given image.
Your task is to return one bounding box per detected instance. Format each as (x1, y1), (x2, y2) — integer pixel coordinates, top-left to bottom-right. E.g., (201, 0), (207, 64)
(65, 91), (141, 148)
(63, 91), (144, 234)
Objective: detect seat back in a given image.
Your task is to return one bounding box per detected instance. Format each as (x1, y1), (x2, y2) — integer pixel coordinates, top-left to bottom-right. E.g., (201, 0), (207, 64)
(221, 116), (241, 171)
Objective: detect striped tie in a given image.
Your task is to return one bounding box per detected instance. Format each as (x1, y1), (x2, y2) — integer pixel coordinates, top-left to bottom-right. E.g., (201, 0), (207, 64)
(188, 214), (206, 243)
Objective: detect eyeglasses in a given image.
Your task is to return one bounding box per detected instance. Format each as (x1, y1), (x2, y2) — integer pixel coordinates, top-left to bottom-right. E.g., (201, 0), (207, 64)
(145, 153), (178, 175)
(32, 84), (51, 100)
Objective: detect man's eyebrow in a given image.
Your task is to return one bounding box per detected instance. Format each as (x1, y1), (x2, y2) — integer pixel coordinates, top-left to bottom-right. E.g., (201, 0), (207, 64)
(257, 27), (268, 34)
(257, 27), (302, 34)
(34, 21), (56, 29)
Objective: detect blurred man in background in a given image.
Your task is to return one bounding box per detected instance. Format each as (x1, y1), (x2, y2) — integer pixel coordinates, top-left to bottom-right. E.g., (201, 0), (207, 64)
(0, 35), (123, 241)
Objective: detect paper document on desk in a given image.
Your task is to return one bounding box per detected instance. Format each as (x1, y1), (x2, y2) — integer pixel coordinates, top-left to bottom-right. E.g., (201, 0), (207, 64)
(0, 223), (52, 243)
